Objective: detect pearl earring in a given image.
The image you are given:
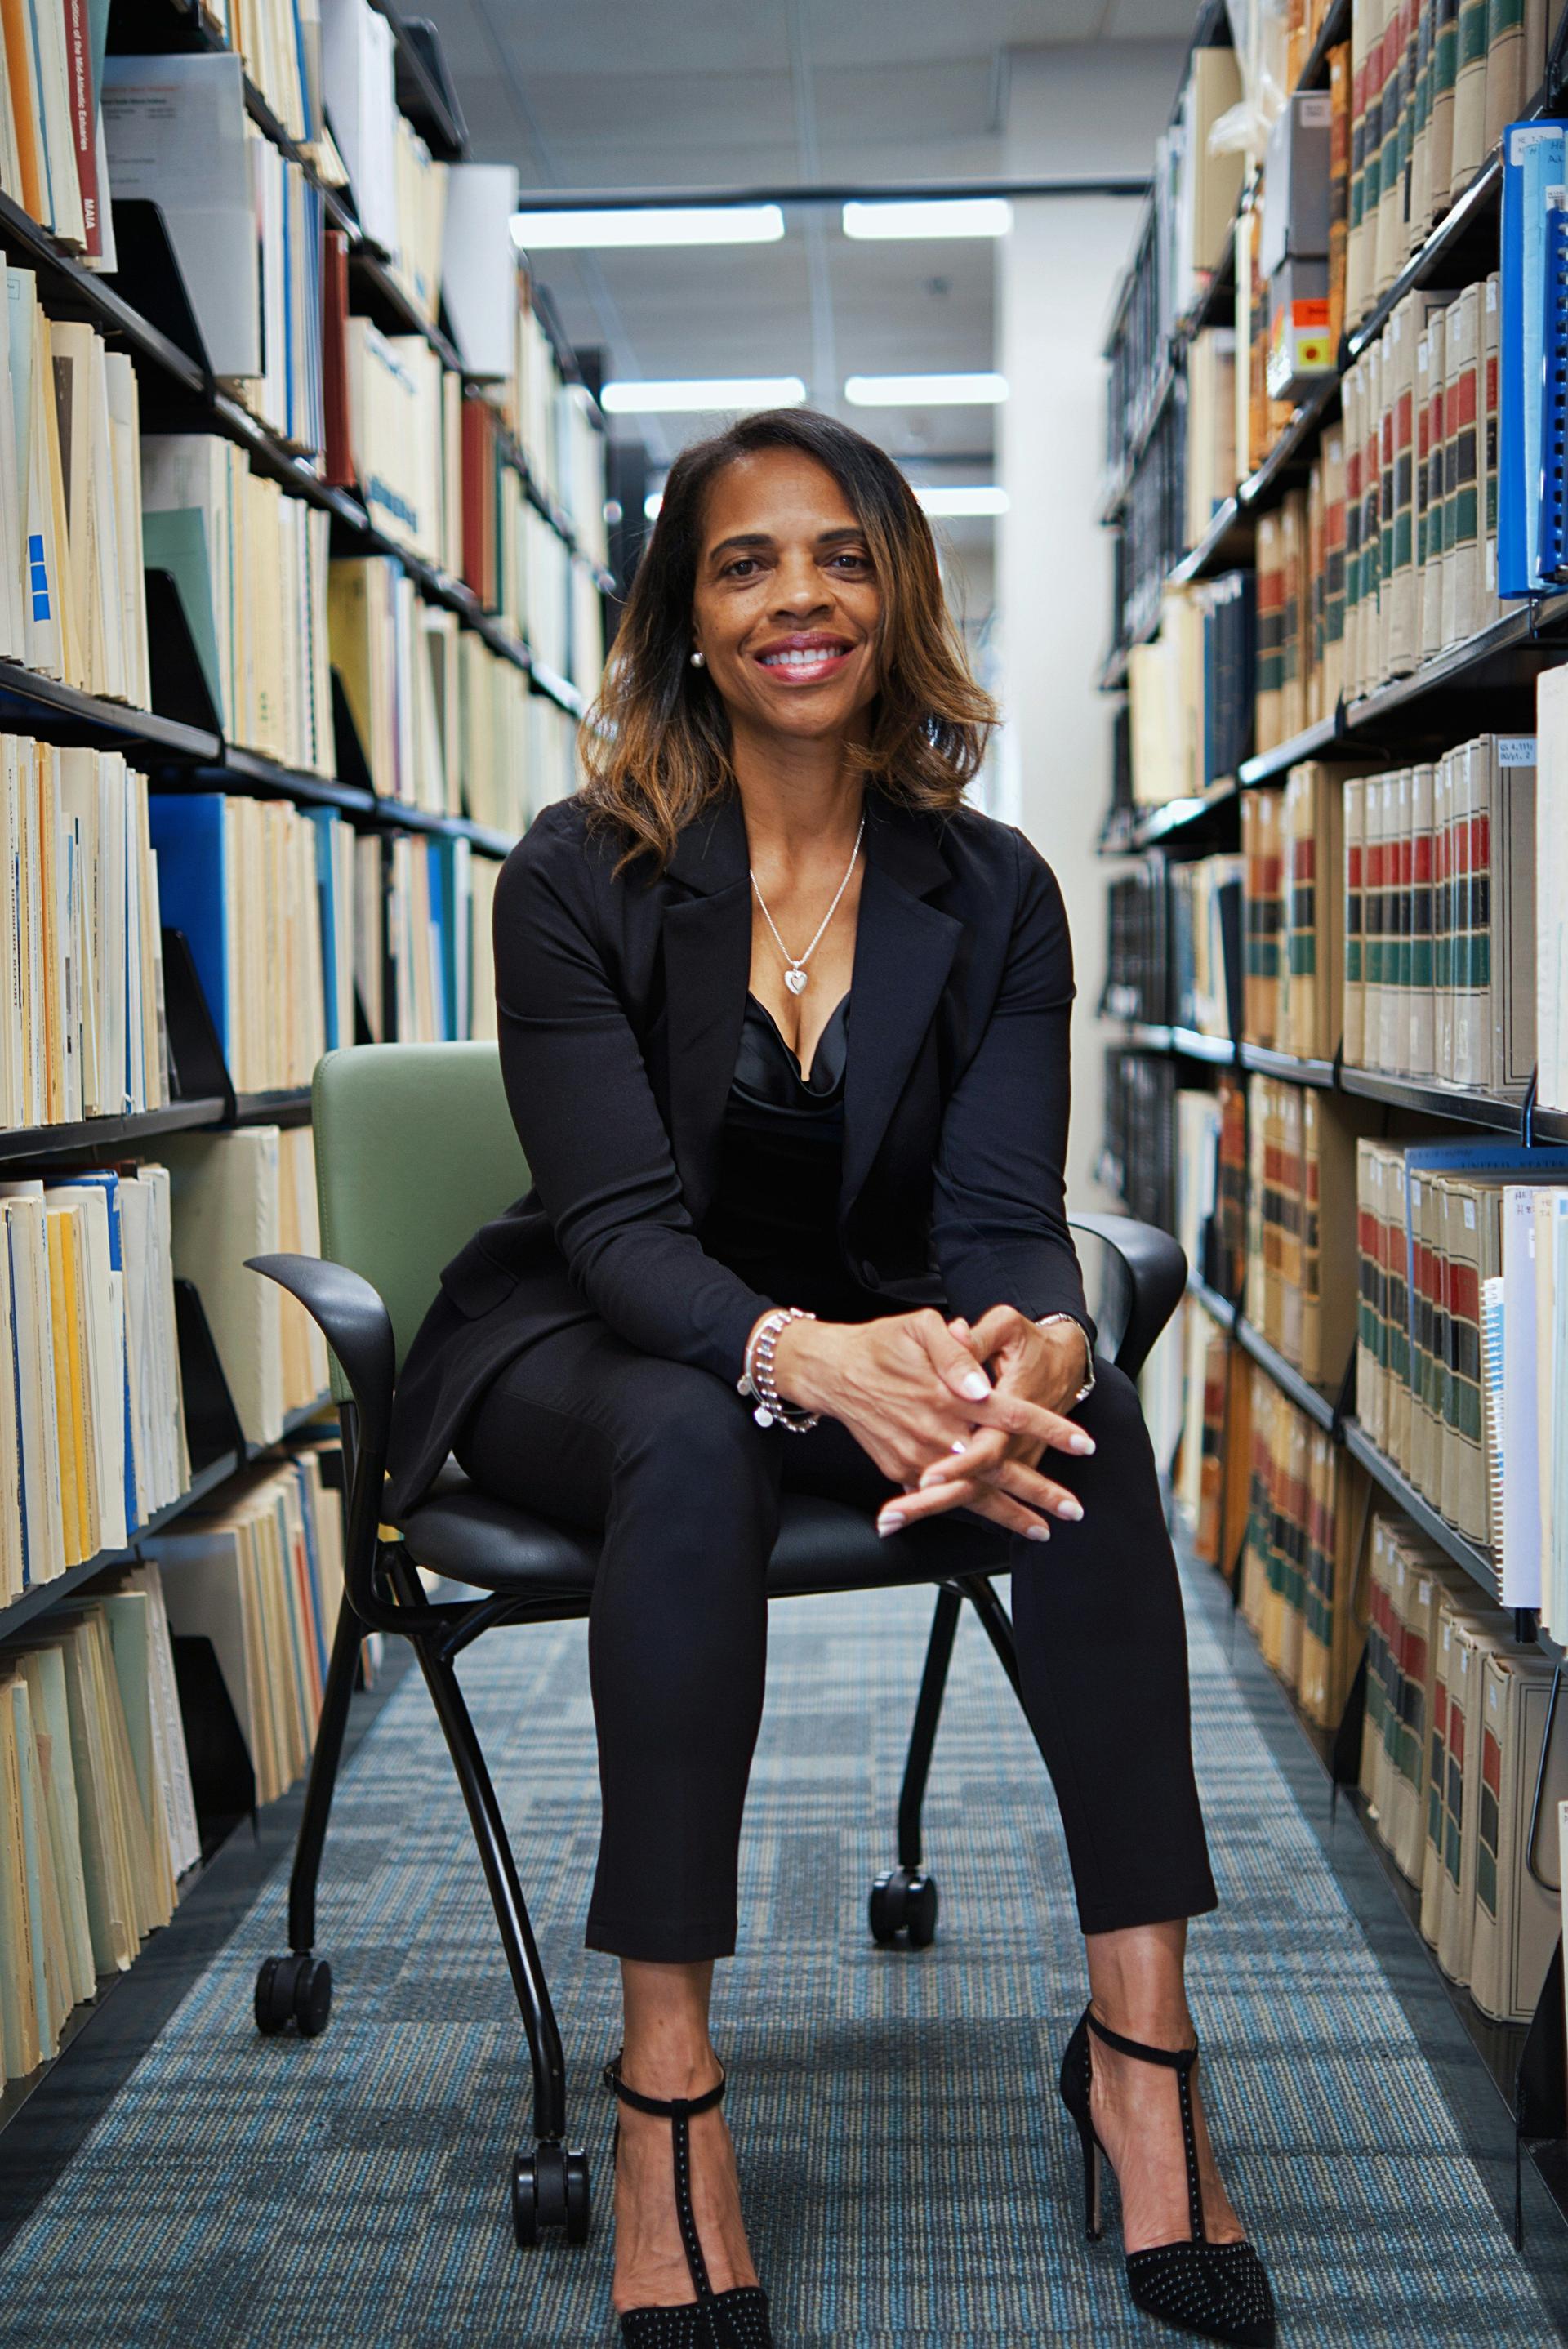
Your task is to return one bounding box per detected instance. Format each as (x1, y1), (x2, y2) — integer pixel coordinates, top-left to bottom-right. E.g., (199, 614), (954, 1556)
(690, 649), (705, 668)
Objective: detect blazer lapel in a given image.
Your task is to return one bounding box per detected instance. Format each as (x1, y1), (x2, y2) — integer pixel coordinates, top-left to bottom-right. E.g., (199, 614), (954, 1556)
(840, 804), (961, 1215)
(662, 797), (751, 1223)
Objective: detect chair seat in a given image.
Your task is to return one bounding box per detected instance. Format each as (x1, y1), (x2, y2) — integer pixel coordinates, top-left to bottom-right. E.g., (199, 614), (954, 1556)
(401, 1466), (1013, 1606)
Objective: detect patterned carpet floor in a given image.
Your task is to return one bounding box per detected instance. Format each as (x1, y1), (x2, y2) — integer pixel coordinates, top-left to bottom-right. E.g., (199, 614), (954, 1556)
(0, 1549), (1561, 2347)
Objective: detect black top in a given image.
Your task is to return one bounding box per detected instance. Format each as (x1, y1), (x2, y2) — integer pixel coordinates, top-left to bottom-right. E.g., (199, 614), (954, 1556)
(700, 992), (877, 1322)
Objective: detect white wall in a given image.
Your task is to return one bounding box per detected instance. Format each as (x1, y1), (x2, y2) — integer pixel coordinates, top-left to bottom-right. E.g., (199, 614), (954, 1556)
(996, 42), (1184, 1215)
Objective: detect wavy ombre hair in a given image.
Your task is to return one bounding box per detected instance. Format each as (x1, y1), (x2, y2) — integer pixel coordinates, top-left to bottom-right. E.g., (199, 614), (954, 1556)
(578, 408), (996, 869)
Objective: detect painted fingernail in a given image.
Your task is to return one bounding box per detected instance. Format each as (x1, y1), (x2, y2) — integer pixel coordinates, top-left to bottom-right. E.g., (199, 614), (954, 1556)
(1068, 1433), (1096, 1455)
(919, 1466), (948, 1488)
(961, 1372), (990, 1400)
(1054, 1498), (1085, 1522)
(1025, 1523), (1051, 1543)
(951, 1438), (968, 1455)
(879, 1512), (906, 1536)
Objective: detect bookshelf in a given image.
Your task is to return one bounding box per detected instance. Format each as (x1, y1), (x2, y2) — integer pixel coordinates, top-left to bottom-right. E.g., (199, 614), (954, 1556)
(0, 0), (613, 2126)
(1102, 2), (1568, 2236)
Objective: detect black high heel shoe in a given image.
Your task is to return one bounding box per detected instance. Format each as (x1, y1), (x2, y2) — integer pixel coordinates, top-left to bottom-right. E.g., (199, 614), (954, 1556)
(602, 2053), (773, 2348)
(1058, 2004), (1276, 2347)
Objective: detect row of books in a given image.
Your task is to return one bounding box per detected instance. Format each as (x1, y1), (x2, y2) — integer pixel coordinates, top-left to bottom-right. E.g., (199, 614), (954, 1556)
(1107, 47), (1245, 486)
(1117, 724), (1540, 1089)
(1172, 1308), (1559, 2030)
(1339, 281), (1504, 706)
(0, 1165), (188, 1599)
(1254, 431), (1348, 747)
(1343, 0), (1561, 332)
(1343, 742), (1535, 1088)
(1359, 1512), (1560, 2023)
(2, 744), (167, 1134)
(0, 1122), (327, 1606)
(1353, 1143), (1568, 1558)
(1175, 1078), (1248, 1303)
(1244, 1075), (1361, 1389)
(0, 283), (150, 705)
(151, 793), (519, 1090)
(1238, 1360), (1367, 1728)
(1, 1443), (348, 2084)
(1126, 569), (1256, 805)
(1102, 1047), (1177, 1234)
(1242, 768), (1345, 1061)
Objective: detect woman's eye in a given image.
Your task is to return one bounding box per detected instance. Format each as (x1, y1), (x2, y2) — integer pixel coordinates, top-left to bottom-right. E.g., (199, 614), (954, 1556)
(832, 552), (870, 573)
(724, 558), (760, 579)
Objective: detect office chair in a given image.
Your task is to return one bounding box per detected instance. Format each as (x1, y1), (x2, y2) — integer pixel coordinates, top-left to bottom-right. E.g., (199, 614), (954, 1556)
(247, 1042), (1185, 2251)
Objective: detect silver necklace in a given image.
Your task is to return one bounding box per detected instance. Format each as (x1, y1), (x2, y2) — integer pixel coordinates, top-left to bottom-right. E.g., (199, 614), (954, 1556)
(750, 817), (865, 995)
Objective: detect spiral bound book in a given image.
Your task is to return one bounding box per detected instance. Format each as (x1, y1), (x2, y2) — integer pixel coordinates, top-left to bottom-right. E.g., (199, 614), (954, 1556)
(1480, 1273), (1507, 1602)
(1539, 189), (1568, 583)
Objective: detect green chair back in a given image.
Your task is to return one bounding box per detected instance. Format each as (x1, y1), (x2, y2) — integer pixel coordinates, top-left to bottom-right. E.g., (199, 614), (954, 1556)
(310, 1042), (526, 1394)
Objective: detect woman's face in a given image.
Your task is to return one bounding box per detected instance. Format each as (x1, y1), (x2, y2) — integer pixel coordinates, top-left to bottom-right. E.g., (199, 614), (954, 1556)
(689, 448), (882, 748)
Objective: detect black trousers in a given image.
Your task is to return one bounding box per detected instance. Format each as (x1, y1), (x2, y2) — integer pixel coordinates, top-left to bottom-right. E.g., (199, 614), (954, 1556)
(457, 1313), (1218, 1962)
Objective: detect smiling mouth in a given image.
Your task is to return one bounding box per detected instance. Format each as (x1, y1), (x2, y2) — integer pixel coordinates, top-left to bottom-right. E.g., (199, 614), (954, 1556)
(753, 637), (856, 680)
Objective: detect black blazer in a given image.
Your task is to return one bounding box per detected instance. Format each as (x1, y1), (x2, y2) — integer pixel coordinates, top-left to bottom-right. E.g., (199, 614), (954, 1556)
(386, 787), (1092, 1515)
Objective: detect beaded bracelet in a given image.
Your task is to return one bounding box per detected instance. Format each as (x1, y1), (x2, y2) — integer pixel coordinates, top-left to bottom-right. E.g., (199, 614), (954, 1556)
(738, 1308), (820, 1433)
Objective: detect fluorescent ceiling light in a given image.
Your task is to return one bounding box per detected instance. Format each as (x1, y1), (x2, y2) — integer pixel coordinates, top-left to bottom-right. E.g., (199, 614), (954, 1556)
(644, 492), (664, 519)
(512, 203), (786, 250)
(913, 485), (1009, 517)
(842, 198), (1013, 241)
(845, 372), (1008, 407)
(601, 377), (806, 413)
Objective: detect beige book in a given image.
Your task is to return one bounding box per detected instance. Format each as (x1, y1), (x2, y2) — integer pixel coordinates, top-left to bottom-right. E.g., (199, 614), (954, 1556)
(1443, 285), (1483, 647)
(1391, 1550), (1473, 1885)
(0, 1674), (42, 2077)
(147, 1519), (272, 1800)
(1437, 1610), (1522, 1984)
(1470, 1648), (1565, 2021)
(18, 1647), (94, 2006)
(159, 1128), (284, 1446)
(1450, 0), (1490, 196)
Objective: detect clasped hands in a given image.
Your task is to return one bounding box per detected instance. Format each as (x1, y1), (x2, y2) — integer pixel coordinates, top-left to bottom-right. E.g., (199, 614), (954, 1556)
(767, 1305), (1095, 1544)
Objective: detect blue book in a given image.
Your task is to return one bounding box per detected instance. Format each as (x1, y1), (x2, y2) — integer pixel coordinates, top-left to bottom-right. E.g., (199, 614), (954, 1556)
(53, 1170), (138, 1536)
(305, 809), (342, 1050)
(425, 840), (449, 1041)
(1499, 121), (1566, 595)
(148, 795), (230, 1064)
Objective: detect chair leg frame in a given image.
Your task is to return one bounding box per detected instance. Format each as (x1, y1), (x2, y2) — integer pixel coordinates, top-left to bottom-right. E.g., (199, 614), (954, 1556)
(897, 1583), (963, 1872)
(287, 1588), (367, 1955)
(385, 1549), (570, 2148)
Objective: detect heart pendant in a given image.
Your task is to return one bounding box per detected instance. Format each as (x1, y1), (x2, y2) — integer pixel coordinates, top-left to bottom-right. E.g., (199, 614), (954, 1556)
(784, 967), (808, 994)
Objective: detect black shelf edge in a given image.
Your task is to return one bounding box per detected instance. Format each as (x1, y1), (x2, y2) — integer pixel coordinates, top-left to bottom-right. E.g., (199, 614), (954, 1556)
(1236, 1041), (1337, 1085)
(1168, 495), (1246, 586)
(1337, 1064), (1533, 1133)
(0, 665), (220, 761)
(0, 1096), (229, 1168)
(1125, 1021), (1236, 1065)
(0, 188), (205, 393)
(529, 658), (586, 718)
(1236, 368), (1343, 512)
(1187, 1275), (1339, 1432)
(1238, 711), (1343, 785)
(0, 1384), (333, 1652)
(0, 1448), (242, 1647)
(1344, 593), (1568, 729)
(1232, 1313), (1340, 1432)
(1341, 1421), (1498, 1598)
(1098, 780), (1241, 854)
(1189, 1273), (1238, 1331)
(189, 750), (374, 814)
(229, 1090), (313, 1129)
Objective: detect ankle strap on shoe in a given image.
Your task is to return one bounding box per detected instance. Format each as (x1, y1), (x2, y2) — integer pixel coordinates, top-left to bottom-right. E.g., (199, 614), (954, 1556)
(602, 2053), (728, 2120)
(1087, 2011), (1199, 2074)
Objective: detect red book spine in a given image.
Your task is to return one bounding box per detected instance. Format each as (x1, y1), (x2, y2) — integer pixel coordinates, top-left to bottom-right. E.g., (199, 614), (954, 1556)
(61, 0), (100, 257)
(321, 230), (353, 488)
(461, 398), (490, 602)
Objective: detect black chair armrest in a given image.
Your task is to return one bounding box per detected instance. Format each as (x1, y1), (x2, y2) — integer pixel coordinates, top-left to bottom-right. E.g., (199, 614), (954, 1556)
(1067, 1214), (1186, 1383)
(246, 1252), (403, 1632)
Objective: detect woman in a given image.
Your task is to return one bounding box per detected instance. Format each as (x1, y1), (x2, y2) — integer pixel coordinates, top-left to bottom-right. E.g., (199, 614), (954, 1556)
(388, 410), (1275, 2348)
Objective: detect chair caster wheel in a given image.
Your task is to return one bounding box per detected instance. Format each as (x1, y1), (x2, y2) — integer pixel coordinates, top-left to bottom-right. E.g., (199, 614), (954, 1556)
(513, 2140), (591, 2247)
(868, 1867), (938, 1948)
(254, 1952), (332, 2038)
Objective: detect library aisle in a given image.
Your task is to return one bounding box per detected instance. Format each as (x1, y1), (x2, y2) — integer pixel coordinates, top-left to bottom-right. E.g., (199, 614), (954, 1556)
(0, 1558), (1559, 2347)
